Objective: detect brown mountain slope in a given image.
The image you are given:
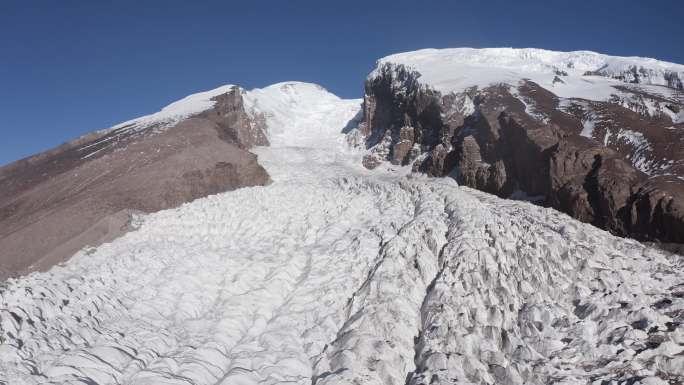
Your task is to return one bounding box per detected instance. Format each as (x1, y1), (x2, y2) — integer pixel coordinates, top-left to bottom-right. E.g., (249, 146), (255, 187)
(357, 61), (684, 243)
(0, 86), (270, 279)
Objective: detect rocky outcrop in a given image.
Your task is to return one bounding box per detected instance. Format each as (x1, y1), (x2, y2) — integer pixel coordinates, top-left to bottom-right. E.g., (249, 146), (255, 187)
(0, 86), (270, 279)
(200, 88), (269, 148)
(359, 63), (684, 243)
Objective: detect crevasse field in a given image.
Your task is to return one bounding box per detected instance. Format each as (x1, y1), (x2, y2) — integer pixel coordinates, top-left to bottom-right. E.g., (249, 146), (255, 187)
(1, 82), (683, 385)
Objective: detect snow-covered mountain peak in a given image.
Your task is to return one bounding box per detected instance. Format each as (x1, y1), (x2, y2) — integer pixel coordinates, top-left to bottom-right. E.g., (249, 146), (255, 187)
(373, 47), (684, 100)
(243, 81), (346, 116)
(253, 81), (333, 98)
(243, 81), (361, 149)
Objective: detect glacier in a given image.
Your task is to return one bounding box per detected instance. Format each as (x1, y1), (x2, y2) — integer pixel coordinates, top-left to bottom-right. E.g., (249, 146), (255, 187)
(1, 82), (683, 385)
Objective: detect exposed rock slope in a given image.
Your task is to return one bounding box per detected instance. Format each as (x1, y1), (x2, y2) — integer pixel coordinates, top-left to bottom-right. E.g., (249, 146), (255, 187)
(0, 86), (270, 279)
(355, 48), (684, 243)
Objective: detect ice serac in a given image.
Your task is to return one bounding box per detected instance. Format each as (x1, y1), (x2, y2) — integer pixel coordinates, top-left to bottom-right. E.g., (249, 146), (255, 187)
(356, 47), (684, 243)
(0, 85), (270, 279)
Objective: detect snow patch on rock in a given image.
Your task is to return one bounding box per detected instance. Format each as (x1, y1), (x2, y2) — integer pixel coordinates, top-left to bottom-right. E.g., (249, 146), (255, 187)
(616, 129), (657, 174)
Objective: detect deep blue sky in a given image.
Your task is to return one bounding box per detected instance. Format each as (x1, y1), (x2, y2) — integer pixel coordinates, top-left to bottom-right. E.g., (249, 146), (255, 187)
(1, 0), (683, 165)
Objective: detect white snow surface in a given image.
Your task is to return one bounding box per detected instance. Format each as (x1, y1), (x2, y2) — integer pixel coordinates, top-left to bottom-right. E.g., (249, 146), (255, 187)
(243, 82), (361, 150)
(2, 82), (684, 385)
(373, 47), (684, 101)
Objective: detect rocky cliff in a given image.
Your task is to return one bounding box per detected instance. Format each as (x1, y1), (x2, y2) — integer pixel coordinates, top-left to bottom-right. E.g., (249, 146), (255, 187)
(356, 49), (684, 243)
(0, 86), (270, 279)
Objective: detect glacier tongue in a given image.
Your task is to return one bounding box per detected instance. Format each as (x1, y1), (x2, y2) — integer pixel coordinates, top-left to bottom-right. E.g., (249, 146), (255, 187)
(1, 82), (683, 385)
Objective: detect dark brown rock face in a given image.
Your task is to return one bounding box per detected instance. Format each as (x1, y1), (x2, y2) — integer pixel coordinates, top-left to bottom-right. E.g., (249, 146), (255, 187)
(360, 64), (450, 170)
(360, 64), (684, 243)
(199, 89), (269, 148)
(0, 86), (270, 279)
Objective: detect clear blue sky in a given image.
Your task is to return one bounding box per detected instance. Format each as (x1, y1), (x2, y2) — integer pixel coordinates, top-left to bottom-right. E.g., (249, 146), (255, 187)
(1, 0), (683, 165)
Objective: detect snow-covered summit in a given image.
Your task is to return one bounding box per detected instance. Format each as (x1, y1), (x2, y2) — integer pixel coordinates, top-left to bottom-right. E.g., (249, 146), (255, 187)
(243, 81), (361, 148)
(373, 47), (684, 100)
